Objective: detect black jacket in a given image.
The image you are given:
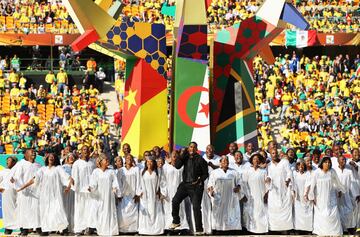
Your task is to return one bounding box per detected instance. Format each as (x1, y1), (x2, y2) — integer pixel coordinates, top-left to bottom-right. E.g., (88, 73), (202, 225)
(175, 151), (209, 184)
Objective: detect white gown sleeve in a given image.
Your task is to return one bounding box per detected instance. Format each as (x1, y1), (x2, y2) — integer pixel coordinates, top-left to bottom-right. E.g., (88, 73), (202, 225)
(159, 171), (167, 197)
(89, 170), (98, 192)
(116, 169), (123, 197)
(307, 171), (317, 201)
(34, 168), (43, 185)
(350, 171), (360, 199)
(9, 161), (22, 189)
(234, 171), (244, 200)
(111, 171), (121, 197)
(58, 166), (70, 186)
(331, 169), (346, 193)
(71, 162), (79, 191)
(135, 168), (142, 196)
(207, 171), (216, 190)
(266, 165), (273, 191)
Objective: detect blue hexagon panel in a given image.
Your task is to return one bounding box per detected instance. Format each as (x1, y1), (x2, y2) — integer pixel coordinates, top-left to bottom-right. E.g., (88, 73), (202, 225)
(177, 25), (207, 61)
(105, 16), (167, 76)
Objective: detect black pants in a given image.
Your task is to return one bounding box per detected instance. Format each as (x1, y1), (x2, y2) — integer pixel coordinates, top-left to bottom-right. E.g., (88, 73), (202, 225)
(97, 79), (104, 93)
(172, 182), (204, 232)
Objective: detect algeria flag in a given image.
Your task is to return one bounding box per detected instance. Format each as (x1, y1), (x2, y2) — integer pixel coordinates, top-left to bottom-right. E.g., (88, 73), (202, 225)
(285, 30), (317, 48)
(174, 57), (210, 152)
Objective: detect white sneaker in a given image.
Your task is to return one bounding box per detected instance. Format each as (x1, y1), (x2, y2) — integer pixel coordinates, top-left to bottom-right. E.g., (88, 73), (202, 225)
(169, 223), (181, 230)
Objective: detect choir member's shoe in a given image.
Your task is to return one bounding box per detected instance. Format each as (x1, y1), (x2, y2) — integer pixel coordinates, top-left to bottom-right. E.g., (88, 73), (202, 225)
(40, 232), (49, 236)
(194, 231), (204, 236)
(86, 228), (97, 235)
(4, 229), (12, 235)
(169, 223), (181, 230)
(36, 228), (43, 235)
(61, 229), (69, 236)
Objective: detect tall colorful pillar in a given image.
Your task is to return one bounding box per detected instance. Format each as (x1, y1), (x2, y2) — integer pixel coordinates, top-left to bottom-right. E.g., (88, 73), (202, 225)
(211, 0), (310, 153)
(171, 0), (210, 152)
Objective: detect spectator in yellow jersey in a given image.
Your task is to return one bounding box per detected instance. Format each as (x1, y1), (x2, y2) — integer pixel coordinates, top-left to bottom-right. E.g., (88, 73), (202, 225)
(56, 68), (68, 94)
(45, 70), (56, 91)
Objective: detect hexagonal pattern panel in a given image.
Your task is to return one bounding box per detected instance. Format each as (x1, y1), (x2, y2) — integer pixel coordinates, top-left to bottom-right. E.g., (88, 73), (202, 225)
(105, 16), (167, 76)
(177, 25), (207, 61)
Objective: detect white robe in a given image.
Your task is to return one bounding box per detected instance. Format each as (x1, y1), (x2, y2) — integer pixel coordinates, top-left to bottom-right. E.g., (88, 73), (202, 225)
(293, 171), (313, 231)
(231, 161), (250, 228)
(89, 168), (119, 236)
(242, 167), (268, 233)
(71, 159), (96, 232)
(230, 161), (251, 175)
(0, 168), (17, 229)
(207, 168), (242, 231)
(226, 153), (236, 166)
(201, 154), (220, 234)
(162, 163), (189, 230)
(267, 159), (294, 231)
(11, 159), (41, 229)
(348, 160), (360, 228)
(308, 169), (345, 235)
(117, 166), (141, 233)
(62, 164), (74, 232)
(35, 166), (70, 232)
(334, 167), (359, 229)
(243, 152), (252, 163)
(138, 170), (165, 235)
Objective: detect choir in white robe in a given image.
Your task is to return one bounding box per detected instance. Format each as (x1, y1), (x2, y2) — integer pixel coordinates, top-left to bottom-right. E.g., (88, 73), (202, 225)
(117, 166), (141, 233)
(162, 163), (189, 230)
(0, 168), (17, 230)
(89, 168), (120, 236)
(138, 170), (165, 235)
(35, 166), (70, 232)
(293, 170), (313, 231)
(267, 159), (294, 231)
(207, 168), (242, 231)
(308, 169), (345, 235)
(11, 159), (41, 229)
(334, 166), (359, 229)
(201, 154), (220, 234)
(62, 164), (74, 232)
(242, 167), (268, 233)
(71, 159), (96, 233)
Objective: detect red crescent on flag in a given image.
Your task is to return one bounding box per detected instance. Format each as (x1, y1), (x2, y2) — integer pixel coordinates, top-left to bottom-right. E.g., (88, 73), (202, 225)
(177, 86), (209, 128)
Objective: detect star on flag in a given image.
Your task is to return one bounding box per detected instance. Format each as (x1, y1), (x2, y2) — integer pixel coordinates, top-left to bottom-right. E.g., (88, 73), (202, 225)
(199, 102), (209, 118)
(124, 88), (137, 110)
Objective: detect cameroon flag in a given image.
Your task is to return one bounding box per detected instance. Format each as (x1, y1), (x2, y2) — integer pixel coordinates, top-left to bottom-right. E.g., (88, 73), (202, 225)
(122, 58), (168, 158)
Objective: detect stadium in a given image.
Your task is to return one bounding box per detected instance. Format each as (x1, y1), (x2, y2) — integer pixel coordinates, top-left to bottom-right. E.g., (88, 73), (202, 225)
(0, 0), (358, 236)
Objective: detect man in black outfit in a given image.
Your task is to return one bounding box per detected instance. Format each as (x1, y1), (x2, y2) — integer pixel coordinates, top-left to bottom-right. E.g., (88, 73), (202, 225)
(170, 142), (208, 234)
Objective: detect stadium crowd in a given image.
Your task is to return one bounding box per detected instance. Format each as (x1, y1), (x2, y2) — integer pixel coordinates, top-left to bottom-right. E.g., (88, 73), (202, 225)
(0, 55), (111, 156)
(0, 0), (79, 34)
(120, 0), (359, 33)
(206, 0), (359, 33)
(254, 52), (360, 157)
(0, 0), (358, 34)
